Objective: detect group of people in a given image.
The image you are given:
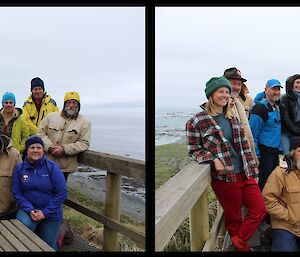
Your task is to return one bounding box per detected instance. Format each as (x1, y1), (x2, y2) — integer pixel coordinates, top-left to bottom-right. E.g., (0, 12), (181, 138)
(186, 67), (300, 252)
(0, 77), (91, 251)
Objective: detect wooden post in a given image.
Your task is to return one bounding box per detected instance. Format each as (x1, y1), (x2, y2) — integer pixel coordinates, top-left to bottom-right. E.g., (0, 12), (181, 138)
(189, 189), (209, 251)
(103, 172), (122, 251)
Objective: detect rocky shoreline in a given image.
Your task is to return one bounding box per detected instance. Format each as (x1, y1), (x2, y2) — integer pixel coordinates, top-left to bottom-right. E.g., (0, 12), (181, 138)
(67, 165), (145, 222)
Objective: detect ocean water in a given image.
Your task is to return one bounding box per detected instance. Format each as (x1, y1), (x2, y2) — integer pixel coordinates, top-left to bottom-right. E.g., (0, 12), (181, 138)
(155, 107), (198, 146)
(72, 106), (145, 206)
(82, 107), (145, 161)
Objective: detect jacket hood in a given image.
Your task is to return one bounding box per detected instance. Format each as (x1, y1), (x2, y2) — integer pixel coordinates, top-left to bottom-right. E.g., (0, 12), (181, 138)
(0, 134), (12, 153)
(241, 83), (250, 94)
(253, 91), (266, 103)
(285, 74), (300, 98)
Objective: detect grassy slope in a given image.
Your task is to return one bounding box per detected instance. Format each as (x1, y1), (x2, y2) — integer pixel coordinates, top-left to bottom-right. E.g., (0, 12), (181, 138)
(155, 142), (217, 251)
(64, 187), (145, 251)
(155, 143), (192, 189)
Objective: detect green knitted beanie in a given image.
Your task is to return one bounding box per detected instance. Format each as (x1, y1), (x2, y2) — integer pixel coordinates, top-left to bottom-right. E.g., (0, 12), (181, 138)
(205, 76), (232, 99)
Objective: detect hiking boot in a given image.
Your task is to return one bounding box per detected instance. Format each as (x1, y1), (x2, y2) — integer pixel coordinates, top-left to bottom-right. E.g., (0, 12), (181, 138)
(231, 235), (250, 252)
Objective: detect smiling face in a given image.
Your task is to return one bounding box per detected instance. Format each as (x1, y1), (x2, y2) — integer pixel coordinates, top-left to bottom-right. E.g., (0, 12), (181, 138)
(211, 87), (230, 108)
(293, 79), (300, 93)
(27, 143), (44, 162)
(265, 86), (281, 104)
(31, 86), (44, 100)
(3, 100), (15, 114)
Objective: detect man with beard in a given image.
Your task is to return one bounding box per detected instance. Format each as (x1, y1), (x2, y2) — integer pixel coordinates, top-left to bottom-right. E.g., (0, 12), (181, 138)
(262, 137), (300, 251)
(224, 67), (258, 165)
(249, 79), (282, 191)
(37, 91), (91, 181)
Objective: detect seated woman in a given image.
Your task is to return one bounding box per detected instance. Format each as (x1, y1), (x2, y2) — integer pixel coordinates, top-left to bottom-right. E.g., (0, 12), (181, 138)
(12, 135), (67, 251)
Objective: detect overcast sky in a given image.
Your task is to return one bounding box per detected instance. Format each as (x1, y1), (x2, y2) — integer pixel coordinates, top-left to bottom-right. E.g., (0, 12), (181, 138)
(0, 6), (145, 113)
(156, 6), (300, 111)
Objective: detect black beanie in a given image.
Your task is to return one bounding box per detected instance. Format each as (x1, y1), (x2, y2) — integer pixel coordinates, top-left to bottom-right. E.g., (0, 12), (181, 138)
(25, 135), (45, 149)
(31, 77), (45, 91)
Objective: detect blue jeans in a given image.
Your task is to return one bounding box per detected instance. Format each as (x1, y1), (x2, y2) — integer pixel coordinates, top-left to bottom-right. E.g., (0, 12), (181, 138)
(281, 132), (292, 155)
(272, 229), (299, 251)
(16, 209), (61, 251)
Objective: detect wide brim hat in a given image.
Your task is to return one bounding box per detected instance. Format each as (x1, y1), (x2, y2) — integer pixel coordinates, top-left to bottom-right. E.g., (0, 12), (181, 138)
(223, 67), (247, 82)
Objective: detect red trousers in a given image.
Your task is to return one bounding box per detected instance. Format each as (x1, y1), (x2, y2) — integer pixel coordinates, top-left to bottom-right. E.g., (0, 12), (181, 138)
(211, 173), (266, 241)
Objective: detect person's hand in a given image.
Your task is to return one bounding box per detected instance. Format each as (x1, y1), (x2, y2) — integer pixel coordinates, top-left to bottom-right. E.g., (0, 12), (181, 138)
(213, 158), (226, 175)
(34, 210), (45, 221)
(51, 146), (65, 157)
(30, 210), (38, 221)
(30, 210), (45, 221)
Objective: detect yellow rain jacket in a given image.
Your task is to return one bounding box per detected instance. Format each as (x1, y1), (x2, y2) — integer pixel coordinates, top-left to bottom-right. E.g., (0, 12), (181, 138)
(22, 94), (59, 136)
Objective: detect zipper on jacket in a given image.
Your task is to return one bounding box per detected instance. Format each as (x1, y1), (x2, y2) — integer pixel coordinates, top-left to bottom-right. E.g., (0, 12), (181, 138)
(36, 111), (40, 127)
(41, 110), (45, 121)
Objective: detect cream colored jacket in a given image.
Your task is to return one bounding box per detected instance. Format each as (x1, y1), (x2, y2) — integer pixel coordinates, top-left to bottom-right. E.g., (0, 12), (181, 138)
(37, 111), (91, 172)
(262, 165), (300, 237)
(232, 98), (259, 165)
(0, 135), (22, 215)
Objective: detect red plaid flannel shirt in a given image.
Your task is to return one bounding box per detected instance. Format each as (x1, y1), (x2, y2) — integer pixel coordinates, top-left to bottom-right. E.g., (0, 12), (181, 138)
(186, 109), (259, 182)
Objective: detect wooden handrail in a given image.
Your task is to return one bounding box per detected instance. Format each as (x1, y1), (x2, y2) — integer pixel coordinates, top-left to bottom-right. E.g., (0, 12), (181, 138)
(155, 162), (224, 251)
(78, 150), (145, 181)
(65, 150), (145, 251)
(64, 198), (145, 245)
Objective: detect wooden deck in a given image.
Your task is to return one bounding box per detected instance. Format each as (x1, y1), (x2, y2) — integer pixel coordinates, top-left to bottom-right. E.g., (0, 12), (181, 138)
(59, 234), (100, 252)
(0, 219), (55, 252)
(0, 151), (144, 252)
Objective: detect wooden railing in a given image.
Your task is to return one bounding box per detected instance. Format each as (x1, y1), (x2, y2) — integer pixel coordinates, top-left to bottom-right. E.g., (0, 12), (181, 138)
(155, 162), (225, 252)
(63, 150), (145, 251)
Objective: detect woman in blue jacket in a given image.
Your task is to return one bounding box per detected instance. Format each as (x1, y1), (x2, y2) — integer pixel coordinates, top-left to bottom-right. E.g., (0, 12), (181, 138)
(12, 135), (67, 251)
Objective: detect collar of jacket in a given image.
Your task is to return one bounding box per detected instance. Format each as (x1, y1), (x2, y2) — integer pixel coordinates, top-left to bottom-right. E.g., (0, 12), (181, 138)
(0, 107), (22, 120)
(239, 92), (246, 102)
(28, 94), (49, 104)
(24, 154), (47, 170)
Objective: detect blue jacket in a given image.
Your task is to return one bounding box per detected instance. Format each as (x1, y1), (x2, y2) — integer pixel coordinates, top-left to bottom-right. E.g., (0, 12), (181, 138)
(249, 98), (281, 158)
(12, 155), (67, 222)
